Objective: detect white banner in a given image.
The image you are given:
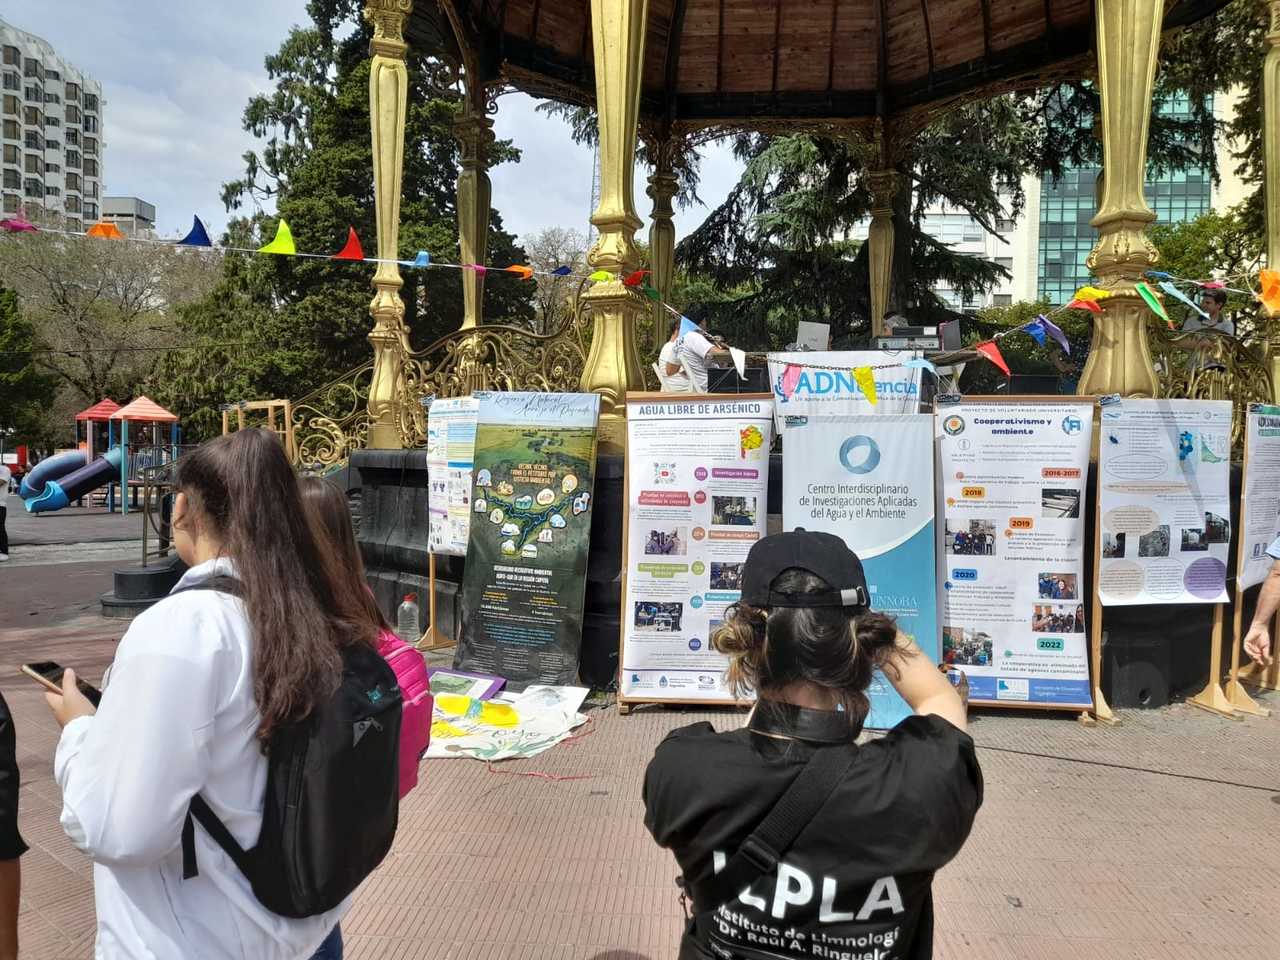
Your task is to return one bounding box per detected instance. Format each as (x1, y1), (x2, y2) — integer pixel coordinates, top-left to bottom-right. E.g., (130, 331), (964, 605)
(620, 396), (774, 702)
(1239, 404), (1280, 589)
(1098, 399), (1232, 606)
(938, 401), (1094, 707)
(426, 396), (478, 556)
(766, 351), (922, 428)
(782, 414), (938, 729)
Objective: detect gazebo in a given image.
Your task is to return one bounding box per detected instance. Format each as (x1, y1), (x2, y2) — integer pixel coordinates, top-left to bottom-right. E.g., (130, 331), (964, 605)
(346, 0), (1272, 451)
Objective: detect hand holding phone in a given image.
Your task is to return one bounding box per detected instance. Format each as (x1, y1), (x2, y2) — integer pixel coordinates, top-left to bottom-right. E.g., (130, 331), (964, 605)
(22, 661), (102, 712)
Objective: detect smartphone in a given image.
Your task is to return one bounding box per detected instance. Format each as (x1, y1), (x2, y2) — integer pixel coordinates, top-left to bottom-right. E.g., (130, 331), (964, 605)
(21, 661), (102, 707)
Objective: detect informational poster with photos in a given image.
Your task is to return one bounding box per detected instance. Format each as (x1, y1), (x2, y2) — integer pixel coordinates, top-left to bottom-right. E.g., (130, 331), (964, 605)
(1097, 399), (1232, 606)
(938, 400), (1094, 708)
(426, 396), (479, 556)
(620, 394), (774, 703)
(782, 413), (939, 729)
(1238, 404), (1280, 590)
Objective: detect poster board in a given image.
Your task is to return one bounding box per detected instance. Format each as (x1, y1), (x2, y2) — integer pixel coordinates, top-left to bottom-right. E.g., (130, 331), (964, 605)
(455, 391), (600, 689)
(618, 393), (773, 708)
(937, 397), (1095, 710)
(1238, 404), (1280, 590)
(765, 351), (923, 428)
(781, 413), (939, 729)
(426, 395), (478, 556)
(1097, 399), (1232, 606)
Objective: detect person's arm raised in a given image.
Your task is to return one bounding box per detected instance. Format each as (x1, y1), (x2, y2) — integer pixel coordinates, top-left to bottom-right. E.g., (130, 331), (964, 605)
(884, 634), (967, 731)
(1244, 559), (1280, 665)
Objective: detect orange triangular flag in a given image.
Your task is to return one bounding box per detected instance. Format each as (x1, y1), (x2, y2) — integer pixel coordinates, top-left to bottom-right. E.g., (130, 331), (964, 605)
(1259, 269), (1280, 315)
(1067, 298), (1103, 314)
(331, 226), (365, 261)
(86, 221), (125, 239)
(975, 340), (1011, 377)
(504, 264), (534, 280)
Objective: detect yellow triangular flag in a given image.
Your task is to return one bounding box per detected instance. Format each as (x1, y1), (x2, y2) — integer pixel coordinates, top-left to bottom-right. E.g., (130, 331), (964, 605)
(257, 219), (296, 255)
(852, 366), (878, 406)
(588, 270), (613, 282)
(1072, 284), (1111, 302)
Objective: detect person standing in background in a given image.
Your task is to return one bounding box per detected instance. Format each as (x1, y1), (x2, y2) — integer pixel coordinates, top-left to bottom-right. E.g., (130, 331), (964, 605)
(0, 461), (10, 561)
(676, 320), (730, 394)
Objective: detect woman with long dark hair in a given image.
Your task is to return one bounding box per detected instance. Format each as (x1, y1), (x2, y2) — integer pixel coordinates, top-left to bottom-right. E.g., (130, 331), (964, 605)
(45, 429), (375, 959)
(644, 530), (981, 960)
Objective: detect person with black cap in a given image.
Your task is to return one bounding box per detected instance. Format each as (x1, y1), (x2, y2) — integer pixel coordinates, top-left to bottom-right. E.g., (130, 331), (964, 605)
(643, 530), (981, 960)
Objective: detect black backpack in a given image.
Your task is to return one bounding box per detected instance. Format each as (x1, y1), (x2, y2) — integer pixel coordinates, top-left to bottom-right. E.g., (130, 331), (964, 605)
(176, 578), (403, 918)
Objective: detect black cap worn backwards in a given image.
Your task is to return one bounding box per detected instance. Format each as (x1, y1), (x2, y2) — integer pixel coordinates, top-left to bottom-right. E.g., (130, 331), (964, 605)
(740, 529), (870, 610)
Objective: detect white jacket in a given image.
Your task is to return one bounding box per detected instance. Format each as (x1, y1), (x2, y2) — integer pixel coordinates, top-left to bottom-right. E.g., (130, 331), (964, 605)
(55, 558), (349, 959)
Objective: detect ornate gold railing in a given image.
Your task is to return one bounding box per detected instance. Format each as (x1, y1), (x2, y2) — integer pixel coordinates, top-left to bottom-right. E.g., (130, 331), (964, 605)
(1149, 316), (1274, 451)
(287, 287), (594, 469)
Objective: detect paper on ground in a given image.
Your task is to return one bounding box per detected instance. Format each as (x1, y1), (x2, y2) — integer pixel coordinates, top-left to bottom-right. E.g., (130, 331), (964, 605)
(425, 685), (589, 761)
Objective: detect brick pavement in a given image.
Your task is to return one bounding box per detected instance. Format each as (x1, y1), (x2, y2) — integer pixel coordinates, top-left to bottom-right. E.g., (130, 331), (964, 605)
(2, 574), (1279, 958)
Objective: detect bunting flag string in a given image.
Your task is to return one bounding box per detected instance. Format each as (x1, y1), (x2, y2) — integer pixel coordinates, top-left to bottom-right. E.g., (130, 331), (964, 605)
(852, 366), (878, 405)
(177, 216), (212, 248)
(331, 226), (365, 261)
(257, 220), (296, 255)
(1157, 280), (1208, 319)
(973, 340), (1011, 377)
(1134, 281), (1173, 328)
(1020, 319), (1047, 346)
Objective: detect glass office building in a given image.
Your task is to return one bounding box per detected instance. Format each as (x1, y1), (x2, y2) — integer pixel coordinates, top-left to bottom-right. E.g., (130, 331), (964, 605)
(1037, 95), (1211, 305)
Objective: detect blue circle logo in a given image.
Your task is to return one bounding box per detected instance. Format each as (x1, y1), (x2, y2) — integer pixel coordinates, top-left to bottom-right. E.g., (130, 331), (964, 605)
(688, 638), (702, 651)
(839, 435), (881, 475)
(690, 595), (703, 609)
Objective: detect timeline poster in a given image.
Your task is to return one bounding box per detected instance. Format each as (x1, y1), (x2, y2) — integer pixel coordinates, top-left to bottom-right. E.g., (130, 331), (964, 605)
(766, 350), (923, 429)
(426, 396), (478, 556)
(455, 392), (600, 689)
(620, 394), (774, 703)
(782, 414), (938, 729)
(1098, 399), (1233, 606)
(938, 401), (1094, 708)
(1238, 404), (1280, 589)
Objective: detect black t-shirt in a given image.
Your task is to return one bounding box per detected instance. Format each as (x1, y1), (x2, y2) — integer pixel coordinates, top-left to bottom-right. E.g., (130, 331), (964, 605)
(643, 707), (982, 960)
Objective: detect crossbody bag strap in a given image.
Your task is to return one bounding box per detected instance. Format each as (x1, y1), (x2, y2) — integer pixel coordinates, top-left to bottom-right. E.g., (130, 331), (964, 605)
(691, 745), (857, 917)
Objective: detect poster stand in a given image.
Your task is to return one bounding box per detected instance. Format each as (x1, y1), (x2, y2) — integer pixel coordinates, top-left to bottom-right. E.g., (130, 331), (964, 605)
(417, 553), (451, 651)
(1187, 604), (1242, 719)
(1222, 428), (1272, 713)
(1085, 450), (1117, 726)
(615, 392), (764, 716)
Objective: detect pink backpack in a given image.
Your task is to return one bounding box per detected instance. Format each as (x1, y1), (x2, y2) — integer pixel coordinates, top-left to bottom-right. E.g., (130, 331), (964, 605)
(376, 628), (432, 798)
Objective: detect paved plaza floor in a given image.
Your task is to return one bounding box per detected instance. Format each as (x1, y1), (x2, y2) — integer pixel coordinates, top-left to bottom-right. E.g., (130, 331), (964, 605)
(2, 512), (1279, 958)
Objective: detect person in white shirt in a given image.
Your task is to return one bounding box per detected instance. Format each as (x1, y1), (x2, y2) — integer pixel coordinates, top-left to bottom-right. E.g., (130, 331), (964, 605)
(675, 321), (730, 394)
(45, 429), (377, 960)
(659, 319), (693, 393)
(0, 463), (10, 561)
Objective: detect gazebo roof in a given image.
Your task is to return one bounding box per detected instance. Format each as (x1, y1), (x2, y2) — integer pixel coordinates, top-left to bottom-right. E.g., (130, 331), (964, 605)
(75, 398), (121, 422)
(419, 1), (1229, 132)
(110, 396), (179, 423)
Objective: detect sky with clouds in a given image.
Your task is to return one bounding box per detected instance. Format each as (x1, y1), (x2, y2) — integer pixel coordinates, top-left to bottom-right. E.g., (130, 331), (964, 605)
(5, 1), (743, 246)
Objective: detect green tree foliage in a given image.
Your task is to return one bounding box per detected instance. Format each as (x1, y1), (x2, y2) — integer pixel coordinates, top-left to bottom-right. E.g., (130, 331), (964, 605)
(958, 301), (1093, 395)
(0, 287), (58, 445)
(156, 0), (534, 437)
(1150, 208), (1263, 316)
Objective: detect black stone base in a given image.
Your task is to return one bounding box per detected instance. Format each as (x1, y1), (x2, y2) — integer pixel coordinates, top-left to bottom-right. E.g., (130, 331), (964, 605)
(100, 554), (187, 619)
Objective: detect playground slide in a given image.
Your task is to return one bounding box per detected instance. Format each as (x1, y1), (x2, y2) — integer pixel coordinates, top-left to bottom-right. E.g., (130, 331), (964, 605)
(18, 449), (86, 500)
(25, 446), (124, 514)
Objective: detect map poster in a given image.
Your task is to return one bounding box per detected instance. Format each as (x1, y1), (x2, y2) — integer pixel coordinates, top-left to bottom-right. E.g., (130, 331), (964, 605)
(426, 396), (478, 556)
(1239, 404), (1280, 589)
(781, 414), (938, 729)
(619, 394), (774, 704)
(1097, 399), (1233, 606)
(455, 392), (601, 689)
(765, 351), (923, 428)
(937, 400), (1095, 708)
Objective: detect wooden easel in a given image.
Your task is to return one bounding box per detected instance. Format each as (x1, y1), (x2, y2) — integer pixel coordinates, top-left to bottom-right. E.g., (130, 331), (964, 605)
(1084, 453), (1118, 725)
(1226, 415), (1277, 709)
(417, 553), (453, 651)
(1188, 603), (1243, 719)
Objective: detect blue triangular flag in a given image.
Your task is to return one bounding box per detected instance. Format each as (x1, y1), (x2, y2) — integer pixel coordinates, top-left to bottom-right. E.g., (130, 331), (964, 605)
(1158, 280), (1209, 319)
(177, 215), (212, 247)
(1021, 319), (1047, 345)
(1038, 314), (1070, 355)
(678, 316), (700, 338)
(413, 250), (431, 268)
(1144, 270), (1173, 280)
(552, 265), (572, 276)
(902, 357), (937, 375)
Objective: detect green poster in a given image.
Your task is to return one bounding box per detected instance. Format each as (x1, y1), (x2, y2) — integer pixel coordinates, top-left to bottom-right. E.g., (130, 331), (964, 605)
(455, 391), (601, 688)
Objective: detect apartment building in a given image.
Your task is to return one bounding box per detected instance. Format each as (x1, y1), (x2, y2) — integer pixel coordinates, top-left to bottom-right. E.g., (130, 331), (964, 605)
(1, 16), (103, 230)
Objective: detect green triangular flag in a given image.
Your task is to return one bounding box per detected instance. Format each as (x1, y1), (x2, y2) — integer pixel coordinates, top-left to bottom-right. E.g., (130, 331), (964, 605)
(642, 285), (661, 302)
(257, 220), (296, 255)
(1134, 281), (1171, 327)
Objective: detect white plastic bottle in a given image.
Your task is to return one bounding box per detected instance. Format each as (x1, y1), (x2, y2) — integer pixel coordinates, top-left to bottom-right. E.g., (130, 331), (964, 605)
(396, 593), (420, 644)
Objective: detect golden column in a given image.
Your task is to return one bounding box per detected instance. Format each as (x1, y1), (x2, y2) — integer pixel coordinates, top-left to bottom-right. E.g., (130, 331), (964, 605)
(1264, 2), (1280, 398)
(1077, 0), (1162, 399)
(647, 136), (678, 351)
(455, 92), (494, 330)
(866, 170), (900, 338)
(363, 0), (413, 449)
(581, 0), (650, 450)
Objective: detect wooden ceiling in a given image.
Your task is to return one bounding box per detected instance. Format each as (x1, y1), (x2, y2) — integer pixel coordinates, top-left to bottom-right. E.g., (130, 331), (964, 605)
(414, 1), (1229, 127)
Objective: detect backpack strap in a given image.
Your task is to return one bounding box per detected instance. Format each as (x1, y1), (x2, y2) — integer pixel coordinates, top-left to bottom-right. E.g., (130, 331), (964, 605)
(174, 574), (246, 881)
(689, 744), (857, 918)
(182, 795), (254, 880)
